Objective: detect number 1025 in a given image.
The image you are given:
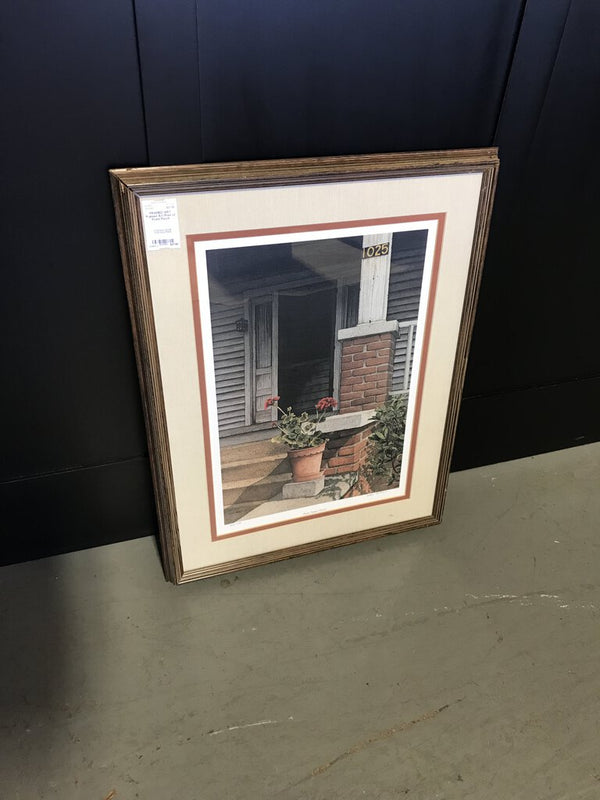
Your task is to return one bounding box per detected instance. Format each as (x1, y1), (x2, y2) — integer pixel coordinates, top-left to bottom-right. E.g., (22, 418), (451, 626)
(362, 242), (390, 259)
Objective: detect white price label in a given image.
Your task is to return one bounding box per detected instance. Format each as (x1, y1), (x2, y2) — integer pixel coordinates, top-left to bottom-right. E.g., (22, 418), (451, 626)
(141, 197), (181, 251)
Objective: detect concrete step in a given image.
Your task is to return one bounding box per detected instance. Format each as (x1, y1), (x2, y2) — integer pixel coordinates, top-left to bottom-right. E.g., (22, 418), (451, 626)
(221, 453), (290, 483)
(222, 471), (292, 506)
(223, 473), (356, 525)
(220, 438), (287, 465)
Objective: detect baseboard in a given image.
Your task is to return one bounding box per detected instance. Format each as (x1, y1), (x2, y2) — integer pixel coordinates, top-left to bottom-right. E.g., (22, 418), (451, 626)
(2, 377), (598, 566)
(0, 457), (156, 567)
(452, 376), (600, 471)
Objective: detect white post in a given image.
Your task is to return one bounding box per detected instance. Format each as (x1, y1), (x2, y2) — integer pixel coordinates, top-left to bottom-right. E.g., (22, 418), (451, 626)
(357, 233), (393, 324)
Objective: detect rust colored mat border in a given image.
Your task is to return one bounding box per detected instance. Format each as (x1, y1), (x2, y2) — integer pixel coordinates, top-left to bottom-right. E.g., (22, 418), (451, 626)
(187, 213), (445, 542)
(110, 149), (498, 583)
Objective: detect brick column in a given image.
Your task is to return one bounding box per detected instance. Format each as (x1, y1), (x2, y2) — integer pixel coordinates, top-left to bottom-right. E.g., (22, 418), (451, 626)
(339, 329), (397, 413)
(323, 426), (372, 476)
(319, 231), (398, 477)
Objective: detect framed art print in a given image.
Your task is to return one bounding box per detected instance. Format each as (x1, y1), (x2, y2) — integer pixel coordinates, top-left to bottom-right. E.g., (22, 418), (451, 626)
(110, 149), (498, 583)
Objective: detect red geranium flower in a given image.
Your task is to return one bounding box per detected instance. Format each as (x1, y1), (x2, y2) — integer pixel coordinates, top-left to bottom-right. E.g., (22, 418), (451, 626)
(316, 396), (337, 411)
(264, 395), (280, 409)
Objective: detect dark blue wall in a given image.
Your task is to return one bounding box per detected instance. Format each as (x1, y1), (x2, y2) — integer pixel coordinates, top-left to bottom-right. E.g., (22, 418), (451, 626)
(2, 0), (599, 565)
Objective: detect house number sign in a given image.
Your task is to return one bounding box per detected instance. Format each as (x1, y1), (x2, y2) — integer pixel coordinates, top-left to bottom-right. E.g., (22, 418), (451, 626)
(362, 242), (390, 259)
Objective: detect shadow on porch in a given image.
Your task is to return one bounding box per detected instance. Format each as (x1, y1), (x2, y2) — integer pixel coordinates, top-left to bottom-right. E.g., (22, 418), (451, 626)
(220, 437), (356, 524)
(220, 438), (291, 524)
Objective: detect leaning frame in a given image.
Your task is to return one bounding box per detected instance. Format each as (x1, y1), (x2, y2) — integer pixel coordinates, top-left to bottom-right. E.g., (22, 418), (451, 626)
(110, 149), (498, 583)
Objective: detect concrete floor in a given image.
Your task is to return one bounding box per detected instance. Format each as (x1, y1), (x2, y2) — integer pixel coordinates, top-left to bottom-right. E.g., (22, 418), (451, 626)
(1, 443), (599, 800)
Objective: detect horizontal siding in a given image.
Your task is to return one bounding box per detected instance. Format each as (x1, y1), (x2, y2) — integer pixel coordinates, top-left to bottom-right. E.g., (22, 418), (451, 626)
(387, 231), (427, 393)
(390, 325), (417, 391)
(211, 302), (246, 433)
(211, 354), (245, 371)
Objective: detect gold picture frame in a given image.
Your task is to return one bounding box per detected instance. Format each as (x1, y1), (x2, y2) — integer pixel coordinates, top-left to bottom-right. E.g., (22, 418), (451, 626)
(110, 149), (498, 583)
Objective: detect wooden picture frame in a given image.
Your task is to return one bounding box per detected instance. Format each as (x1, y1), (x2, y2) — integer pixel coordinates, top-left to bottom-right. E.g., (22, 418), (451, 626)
(110, 149), (498, 583)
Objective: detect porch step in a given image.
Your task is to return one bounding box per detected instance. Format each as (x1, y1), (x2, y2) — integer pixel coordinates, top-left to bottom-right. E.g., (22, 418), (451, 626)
(221, 453), (290, 483)
(220, 437), (289, 485)
(222, 471), (292, 506)
(220, 438), (287, 465)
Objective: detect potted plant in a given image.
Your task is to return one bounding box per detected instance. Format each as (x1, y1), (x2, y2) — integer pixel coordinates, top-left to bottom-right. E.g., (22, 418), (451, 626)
(265, 395), (337, 482)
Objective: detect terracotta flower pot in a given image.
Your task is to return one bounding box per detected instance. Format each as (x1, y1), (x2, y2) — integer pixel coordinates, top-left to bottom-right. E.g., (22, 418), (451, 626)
(288, 442), (326, 483)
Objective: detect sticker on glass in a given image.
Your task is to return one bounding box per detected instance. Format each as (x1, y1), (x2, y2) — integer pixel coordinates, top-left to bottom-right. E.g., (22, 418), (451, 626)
(141, 197), (181, 250)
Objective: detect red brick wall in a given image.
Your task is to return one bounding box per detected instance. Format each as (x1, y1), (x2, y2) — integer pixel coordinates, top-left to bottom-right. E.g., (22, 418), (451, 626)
(323, 425), (372, 476)
(339, 331), (396, 413)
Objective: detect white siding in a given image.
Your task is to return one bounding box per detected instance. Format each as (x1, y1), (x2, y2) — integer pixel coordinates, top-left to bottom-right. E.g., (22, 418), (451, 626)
(386, 231), (427, 393)
(210, 302), (246, 433)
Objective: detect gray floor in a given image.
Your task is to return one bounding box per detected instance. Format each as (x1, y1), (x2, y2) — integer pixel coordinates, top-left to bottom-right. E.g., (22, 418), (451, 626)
(1, 444), (599, 800)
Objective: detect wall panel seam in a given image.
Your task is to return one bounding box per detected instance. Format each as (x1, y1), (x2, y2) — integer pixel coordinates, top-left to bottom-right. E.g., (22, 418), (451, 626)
(1, 454), (150, 488)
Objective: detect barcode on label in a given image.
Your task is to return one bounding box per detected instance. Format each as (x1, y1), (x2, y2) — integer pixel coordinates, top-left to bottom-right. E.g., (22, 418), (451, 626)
(142, 197), (181, 250)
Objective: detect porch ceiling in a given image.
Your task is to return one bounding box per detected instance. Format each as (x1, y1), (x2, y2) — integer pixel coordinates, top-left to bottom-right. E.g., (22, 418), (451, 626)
(207, 236), (361, 303)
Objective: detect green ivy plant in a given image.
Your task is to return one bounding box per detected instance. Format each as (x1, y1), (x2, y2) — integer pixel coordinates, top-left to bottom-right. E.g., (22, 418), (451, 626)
(366, 394), (408, 485)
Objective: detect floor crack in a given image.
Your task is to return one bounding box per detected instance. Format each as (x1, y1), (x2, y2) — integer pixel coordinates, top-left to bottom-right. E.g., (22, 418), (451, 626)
(292, 697), (463, 787)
